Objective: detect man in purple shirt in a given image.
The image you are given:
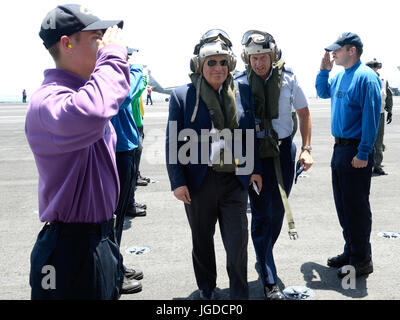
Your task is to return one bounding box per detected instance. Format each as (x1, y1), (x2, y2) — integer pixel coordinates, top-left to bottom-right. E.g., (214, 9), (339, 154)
(26, 4), (138, 299)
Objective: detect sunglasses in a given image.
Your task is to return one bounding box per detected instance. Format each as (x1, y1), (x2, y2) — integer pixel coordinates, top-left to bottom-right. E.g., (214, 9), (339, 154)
(207, 59), (228, 67)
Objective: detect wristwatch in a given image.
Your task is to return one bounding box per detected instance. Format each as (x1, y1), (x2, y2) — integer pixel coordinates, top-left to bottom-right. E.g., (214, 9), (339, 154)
(301, 146), (312, 152)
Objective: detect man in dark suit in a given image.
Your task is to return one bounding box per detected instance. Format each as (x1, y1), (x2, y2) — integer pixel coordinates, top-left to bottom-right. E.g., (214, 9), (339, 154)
(166, 29), (262, 300)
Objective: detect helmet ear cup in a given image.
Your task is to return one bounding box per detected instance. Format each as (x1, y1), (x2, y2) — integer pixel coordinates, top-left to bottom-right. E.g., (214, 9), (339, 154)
(241, 52), (249, 65)
(229, 54), (237, 72)
(190, 56), (200, 73)
(269, 42), (281, 62)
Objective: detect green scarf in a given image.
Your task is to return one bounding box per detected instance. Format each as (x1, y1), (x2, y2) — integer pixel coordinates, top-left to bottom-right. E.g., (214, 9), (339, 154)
(189, 72), (239, 172)
(247, 59), (285, 121)
(247, 59), (285, 159)
(189, 72), (239, 130)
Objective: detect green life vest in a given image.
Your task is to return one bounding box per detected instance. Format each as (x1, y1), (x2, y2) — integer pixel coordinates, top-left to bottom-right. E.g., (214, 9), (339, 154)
(247, 59), (285, 159)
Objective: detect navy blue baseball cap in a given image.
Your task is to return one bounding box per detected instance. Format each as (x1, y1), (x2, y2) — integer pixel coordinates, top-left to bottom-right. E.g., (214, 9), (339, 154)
(39, 4), (124, 49)
(325, 32), (363, 52)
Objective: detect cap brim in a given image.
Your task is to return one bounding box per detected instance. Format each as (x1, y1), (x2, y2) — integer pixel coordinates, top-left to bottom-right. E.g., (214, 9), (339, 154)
(82, 20), (124, 31)
(324, 43), (342, 52)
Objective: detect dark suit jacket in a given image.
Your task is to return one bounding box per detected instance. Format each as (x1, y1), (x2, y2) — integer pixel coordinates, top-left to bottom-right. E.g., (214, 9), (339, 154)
(166, 80), (261, 197)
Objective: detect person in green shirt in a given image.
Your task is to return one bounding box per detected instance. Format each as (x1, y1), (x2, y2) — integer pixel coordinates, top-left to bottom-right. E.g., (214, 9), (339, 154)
(126, 74), (149, 216)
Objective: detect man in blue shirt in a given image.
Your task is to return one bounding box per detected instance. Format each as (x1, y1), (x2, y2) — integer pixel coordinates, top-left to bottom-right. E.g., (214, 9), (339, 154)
(110, 61), (145, 294)
(315, 32), (381, 278)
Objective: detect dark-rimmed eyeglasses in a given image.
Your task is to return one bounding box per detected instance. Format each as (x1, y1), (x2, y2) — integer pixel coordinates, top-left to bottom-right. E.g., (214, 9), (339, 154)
(207, 59), (228, 67)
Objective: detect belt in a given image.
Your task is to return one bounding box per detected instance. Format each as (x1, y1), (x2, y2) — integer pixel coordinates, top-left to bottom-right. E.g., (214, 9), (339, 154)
(47, 219), (115, 236)
(334, 137), (360, 146)
(256, 135), (290, 146)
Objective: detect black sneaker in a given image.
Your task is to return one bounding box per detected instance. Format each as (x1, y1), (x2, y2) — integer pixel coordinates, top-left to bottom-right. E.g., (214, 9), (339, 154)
(327, 253), (350, 268)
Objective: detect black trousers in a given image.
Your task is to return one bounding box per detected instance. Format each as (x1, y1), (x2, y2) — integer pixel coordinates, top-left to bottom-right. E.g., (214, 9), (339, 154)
(249, 136), (296, 286)
(30, 220), (121, 300)
(115, 149), (137, 245)
(331, 144), (374, 264)
(130, 127), (143, 207)
(184, 168), (249, 300)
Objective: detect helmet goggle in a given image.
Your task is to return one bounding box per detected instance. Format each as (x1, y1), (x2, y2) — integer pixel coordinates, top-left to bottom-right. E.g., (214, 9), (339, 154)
(241, 30), (275, 47)
(194, 29), (232, 54)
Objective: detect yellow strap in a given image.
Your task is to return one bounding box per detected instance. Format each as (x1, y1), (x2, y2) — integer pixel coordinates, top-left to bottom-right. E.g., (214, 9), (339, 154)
(273, 156), (298, 240)
(140, 96), (144, 117)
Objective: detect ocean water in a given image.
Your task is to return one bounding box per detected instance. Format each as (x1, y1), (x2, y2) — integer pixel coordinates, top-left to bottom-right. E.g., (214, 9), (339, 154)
(0, 92), (169, 104)
(0, 95), (26, 103)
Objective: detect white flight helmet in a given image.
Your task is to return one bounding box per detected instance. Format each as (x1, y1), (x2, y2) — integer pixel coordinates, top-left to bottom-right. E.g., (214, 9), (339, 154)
(241, 30), (280, 65)
(190, 29), (236, 73)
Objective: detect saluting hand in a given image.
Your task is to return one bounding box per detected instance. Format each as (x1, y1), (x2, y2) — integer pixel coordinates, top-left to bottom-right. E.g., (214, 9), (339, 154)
(320, 51), (334, 71)
(97, 25), (125, 50)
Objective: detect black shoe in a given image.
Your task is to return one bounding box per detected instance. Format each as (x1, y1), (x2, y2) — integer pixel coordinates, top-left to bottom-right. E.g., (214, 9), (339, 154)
(139, 175), (151, 183)
(199, 289), (216, 300)
(373, 167), (387, 175)
(264, 285), (286, 300)
(126, 205), (147, 217)
(337, 260), (373, 279)
(124, 267), (143, 280)
(121, 276), (142, 294)
(136, 178), (148, 186)
(327, 253), (350, 268)
(135, 202), (147, 210)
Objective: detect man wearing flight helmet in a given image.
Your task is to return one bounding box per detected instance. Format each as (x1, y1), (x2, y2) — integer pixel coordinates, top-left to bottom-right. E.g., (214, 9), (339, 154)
(166, 29), (262, 300)
(236, 30), (313, 300)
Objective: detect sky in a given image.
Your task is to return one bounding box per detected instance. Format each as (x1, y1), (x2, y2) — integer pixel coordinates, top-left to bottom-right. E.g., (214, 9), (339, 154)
(0, 0), (399, 99)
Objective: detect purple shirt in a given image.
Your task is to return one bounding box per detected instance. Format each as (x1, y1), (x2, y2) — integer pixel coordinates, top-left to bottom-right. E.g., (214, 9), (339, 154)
(25, 45), (130, 223)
